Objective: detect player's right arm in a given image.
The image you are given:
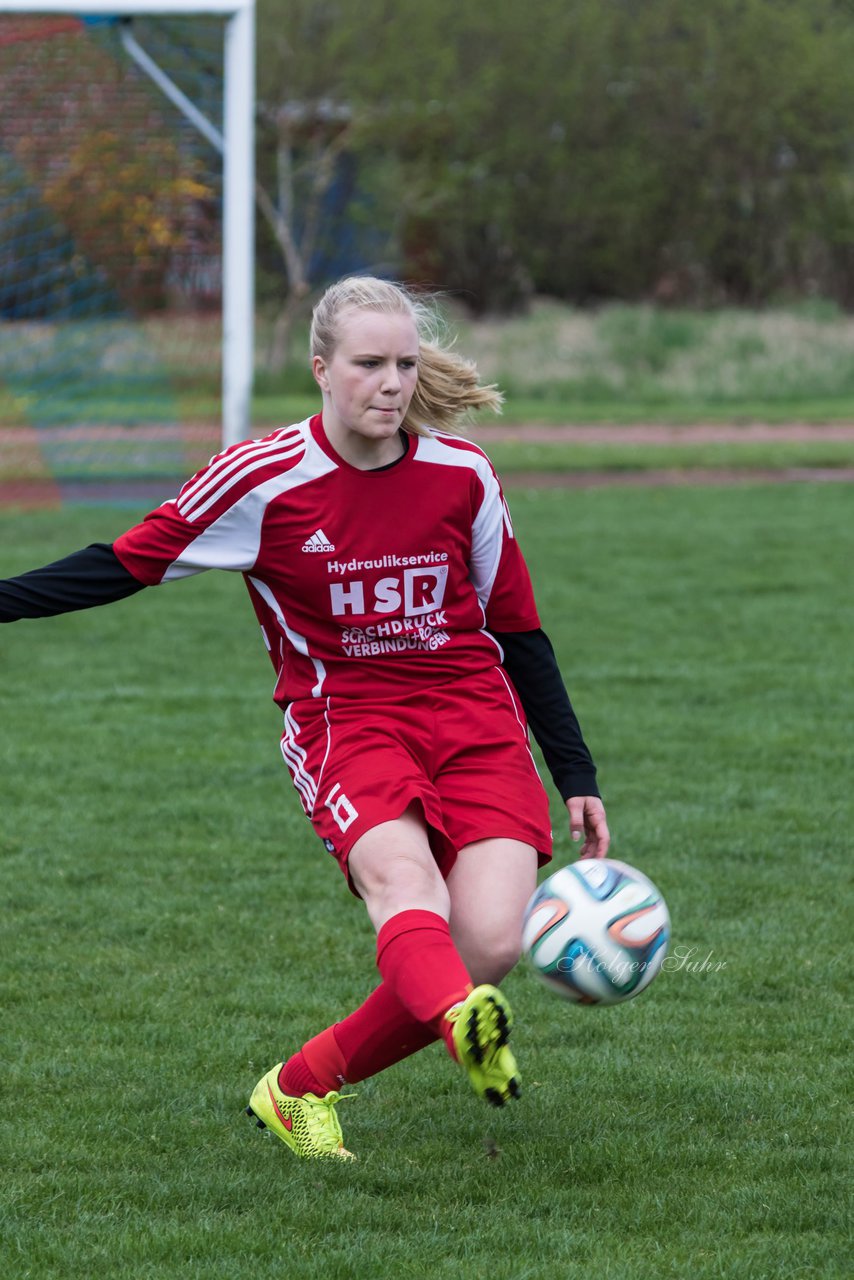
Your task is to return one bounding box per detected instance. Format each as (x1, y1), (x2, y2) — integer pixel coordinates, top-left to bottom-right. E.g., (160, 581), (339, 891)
(0, 543), (145, 622)
(1, 426), (309, 623)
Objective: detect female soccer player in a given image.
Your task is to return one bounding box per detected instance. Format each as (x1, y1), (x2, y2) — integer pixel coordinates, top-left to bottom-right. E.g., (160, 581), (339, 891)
(0, 276), (609, 1161)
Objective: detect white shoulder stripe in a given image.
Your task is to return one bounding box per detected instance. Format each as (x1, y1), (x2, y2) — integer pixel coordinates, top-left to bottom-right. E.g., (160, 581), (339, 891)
(161, 446), (338, 580)
(179, 426), (304, 507)
(178, 430), (305, 515)
(178, 425), (307, 517)
(176, 438), (292, 516)
(180, 439), (306, 522)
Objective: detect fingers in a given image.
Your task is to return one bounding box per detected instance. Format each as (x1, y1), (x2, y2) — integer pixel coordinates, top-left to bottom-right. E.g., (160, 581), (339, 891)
(567, 796), (586, 844)
(567, 796), (611, 860)
(580, 804), (610, 859)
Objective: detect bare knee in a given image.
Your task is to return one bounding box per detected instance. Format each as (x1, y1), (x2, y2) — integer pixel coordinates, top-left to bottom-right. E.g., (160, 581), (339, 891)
(360, 848), (444, 905)
(456, 927), (523, 987)
(348, 825), (450, 931)
(445, 836), (536, 986)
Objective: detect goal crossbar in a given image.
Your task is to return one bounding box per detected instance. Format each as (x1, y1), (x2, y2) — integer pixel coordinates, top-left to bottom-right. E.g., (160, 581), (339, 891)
(0, 2), (252, 16)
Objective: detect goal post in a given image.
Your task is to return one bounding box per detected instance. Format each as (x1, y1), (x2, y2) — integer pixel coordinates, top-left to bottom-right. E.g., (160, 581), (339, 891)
(0, 0), (255, 503)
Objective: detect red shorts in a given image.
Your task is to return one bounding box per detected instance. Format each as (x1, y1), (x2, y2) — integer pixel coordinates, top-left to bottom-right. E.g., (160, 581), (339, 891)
(280, 666), (553, 893)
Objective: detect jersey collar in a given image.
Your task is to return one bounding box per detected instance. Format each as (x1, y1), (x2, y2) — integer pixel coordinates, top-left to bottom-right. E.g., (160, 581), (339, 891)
(310, 414), (417, 475)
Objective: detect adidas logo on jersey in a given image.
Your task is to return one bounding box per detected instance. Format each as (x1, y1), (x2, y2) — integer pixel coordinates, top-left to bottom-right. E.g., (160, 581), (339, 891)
(302, 528), (335, 553)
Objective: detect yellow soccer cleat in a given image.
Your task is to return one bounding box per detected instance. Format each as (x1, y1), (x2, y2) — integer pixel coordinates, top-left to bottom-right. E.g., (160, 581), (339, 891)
(449, 984), (521, 1107)
(246, 1064), (356, 1160)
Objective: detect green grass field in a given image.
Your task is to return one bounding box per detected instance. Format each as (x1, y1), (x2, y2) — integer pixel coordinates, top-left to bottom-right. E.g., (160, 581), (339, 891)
(1, 485), (851, 1279)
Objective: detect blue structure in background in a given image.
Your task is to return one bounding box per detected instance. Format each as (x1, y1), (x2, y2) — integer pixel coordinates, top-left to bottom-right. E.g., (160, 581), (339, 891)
(306, 151), (390, 285)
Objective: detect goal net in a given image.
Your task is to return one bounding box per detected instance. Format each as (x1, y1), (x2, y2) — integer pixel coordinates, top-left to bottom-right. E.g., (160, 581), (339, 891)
(0, 1), (254, 506)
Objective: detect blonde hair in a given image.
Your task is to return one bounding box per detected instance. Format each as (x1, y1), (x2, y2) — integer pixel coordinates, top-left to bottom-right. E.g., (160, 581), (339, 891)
(310, 276), (503, 436)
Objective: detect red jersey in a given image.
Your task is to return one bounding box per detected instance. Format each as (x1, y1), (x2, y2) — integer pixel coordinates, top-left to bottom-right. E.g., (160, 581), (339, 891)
(113, 415), (540, 705)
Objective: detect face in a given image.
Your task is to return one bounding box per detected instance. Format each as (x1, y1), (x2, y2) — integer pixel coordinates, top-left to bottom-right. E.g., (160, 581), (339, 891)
(312, 307), (420, 467)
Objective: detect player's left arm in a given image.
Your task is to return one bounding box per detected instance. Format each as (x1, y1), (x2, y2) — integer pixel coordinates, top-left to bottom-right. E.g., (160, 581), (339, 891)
(468, 458), (609, 857)
(492, 626), (610, 860)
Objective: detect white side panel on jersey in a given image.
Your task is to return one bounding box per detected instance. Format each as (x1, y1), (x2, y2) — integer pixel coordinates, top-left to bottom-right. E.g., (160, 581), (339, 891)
(162, 437), (338, 580)
(248, 574), (328, 698)
(414, 434), (508, 611)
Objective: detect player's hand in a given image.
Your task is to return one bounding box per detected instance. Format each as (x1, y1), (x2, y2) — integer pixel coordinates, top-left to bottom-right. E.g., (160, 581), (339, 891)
(566, 795), (610, 859)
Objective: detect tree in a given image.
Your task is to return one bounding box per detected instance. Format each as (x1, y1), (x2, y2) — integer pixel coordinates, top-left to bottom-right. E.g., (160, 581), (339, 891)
(254, 1), (403, 367)
(0, 23), (215, 314)
(254, 0), (854, 316)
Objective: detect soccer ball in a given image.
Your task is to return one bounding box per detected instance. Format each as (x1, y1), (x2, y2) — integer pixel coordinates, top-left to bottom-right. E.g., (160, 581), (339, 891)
(521, 859), (670, 1005)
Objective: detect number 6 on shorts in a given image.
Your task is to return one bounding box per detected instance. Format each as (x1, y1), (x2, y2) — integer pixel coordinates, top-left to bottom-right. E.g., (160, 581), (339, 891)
(325, 783), (359, 833)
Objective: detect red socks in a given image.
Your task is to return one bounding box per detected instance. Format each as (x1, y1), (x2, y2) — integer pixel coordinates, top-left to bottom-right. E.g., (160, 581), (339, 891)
(278, 909), (472, 1096)
(278, 1027), (346, 1097)
(375, 909), (471, 1025)
(333, 981), (439, 1081)
(278, 982), (439, 1096)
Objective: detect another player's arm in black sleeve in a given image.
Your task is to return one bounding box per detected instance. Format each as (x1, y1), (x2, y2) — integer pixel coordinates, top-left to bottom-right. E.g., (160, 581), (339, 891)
(492, 627), (600, 801)
(0, 543), (146, 622)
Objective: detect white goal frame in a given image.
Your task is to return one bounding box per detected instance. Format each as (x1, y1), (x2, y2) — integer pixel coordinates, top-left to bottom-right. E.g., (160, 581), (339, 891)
(0, 0), (255, 448)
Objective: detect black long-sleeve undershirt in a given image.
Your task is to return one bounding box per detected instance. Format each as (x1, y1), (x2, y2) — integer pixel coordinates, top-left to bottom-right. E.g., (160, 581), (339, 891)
(0, 543), (145, 619)
(492, 628), (599, 801)
(0, 545), (599, 799)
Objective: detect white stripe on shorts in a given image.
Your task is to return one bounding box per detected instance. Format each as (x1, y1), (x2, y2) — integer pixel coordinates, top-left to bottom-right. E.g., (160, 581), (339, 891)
(494, 665), (544, 780)
(281, 705), (318, 813)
